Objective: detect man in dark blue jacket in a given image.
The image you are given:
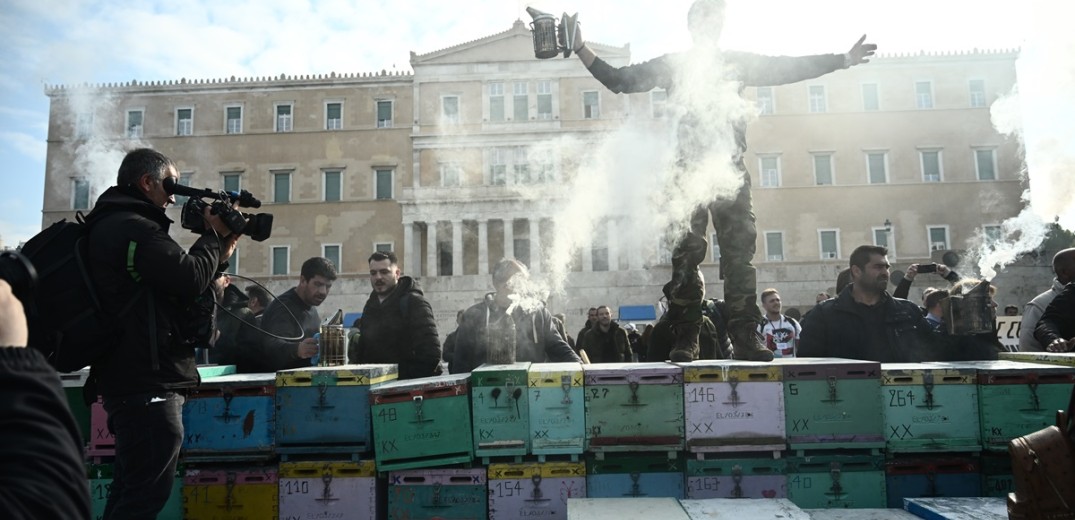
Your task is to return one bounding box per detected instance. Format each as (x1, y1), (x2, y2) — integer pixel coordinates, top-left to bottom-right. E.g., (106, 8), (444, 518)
(87, 148), (238, 518)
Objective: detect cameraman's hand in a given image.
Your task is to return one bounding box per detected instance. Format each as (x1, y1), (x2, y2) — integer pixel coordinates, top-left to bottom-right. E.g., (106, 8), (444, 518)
(905, 264), (918, 281)
(297, 338), (319, 359)
(0, 280), (28, 347)
(219, 233), (240, 264)
(202, 205), (233, 238)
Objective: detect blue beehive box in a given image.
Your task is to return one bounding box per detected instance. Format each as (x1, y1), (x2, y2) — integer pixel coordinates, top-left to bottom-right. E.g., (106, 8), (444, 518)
(584, 362), (684, 453)
(585, 452), (685, 499)
(182, 373), (276, 460)
(387, 468), (487, 520)
(885, 456), (981, 508)
(528, 362), (585, 456)
(778, 358), (884, 451)
(275, 364), (397, 455)
(881, 363), (980, 453)
(979, 452), (1014, 498)
(471, 362), (532, 458)
(370, 373), (473, 471)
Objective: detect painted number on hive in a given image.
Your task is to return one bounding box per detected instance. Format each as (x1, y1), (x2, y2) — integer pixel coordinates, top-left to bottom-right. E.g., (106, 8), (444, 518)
(789, 476), (812, 489)
(379, 408), (398, 422)
(282, 480), (310, 495)
(688, 387), (717, 403)
(888, 389), (915, 407)
(493, 481), (523, 497)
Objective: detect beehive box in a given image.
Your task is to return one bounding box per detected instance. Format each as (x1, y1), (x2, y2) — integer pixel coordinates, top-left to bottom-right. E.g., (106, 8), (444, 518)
(488, 461), (586, 520)
(979, 452), (1014, 498)
(87, 462), (183, 520)
(999, 351), (1075, 368)
(528, 362), (585, 456)
(685, 457), (787, 499)
(681, 360), (784, 453)
(884, 456), (980, 508)
(183, 465), (278, 520)
(275, 364), (397, 455)
(785, 451), (886, 509)
(86, 397), (114, 458)
(880, 363), (980, 453)
(945, 360), (1075, 451)
(182, 374), (276, 459)
(777, 358), (884, 451)
(471, 363), (532, 457)
(583, 363), (684, 452)
(370, 373), (473, 471)
(59, 369), (91, 448)
(387, 468), (487, 520)
(585, 452), (685, 499)
(278, 460), (379, 520)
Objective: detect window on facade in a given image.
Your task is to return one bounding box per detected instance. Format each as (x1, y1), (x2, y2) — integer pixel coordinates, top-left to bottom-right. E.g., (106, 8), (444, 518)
(983, 224), (1002, 245)
(442, 96), (460, 125)
(174, 172), (193, 205)
(582, 91), (599, 119)
(969, 79), (987, 108)
(322, 244), (341, 272)
(862, 83), (879, 111)
(759, 156), (780, 187)
(975, 149), (997, 180)
(76, 112), (94, 139)
(808, 85), (827, 113)
(765, 232), (784, 261)
(514, 147), (531, 184)
(126, 110), (143, 138)
(651, 89), (668, 118)
(874, 228), (893, 250)
(592, 226), (609, 272)
(928, 226), (949, 251)
(819, 230), (840, 259)
(813, 154), (833, 185)
(756, 87), (774, 115)
(488, 84), (505, 122)
(915, 81), (934, 109)
(375, 169), (393, 200)
(273, 171), (291, 203)
(537, 80), (553, 120)
(921, 150), (942, 182)
(490, 148), (508, 185)
(176, 108), (192, 136)
(513, 82), (528, 121)
(533, 154), (554, 183)
(867, 152), (887, 184)
(376, 100), (393, 128)
(223, 172), (241, 193)
(276, 104), (293, 132)
(323, 170), (341, 202)
(375, 243), (393, 253)
(441, 163), (462, 187)
(225, 247), (238, 275)
(72, 178), (89, 210)
(226, 106), (242, 134)
(326, 102), (342, 130)
(272, 246), (289, 275)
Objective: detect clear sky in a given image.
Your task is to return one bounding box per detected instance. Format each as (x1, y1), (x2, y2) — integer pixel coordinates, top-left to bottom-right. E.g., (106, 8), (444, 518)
(0, 0), (1028, 247)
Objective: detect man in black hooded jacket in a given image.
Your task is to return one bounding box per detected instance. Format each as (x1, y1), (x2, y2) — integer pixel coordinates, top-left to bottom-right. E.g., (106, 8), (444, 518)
(351, 251), (442, 379)
(86, 148), (238, 518)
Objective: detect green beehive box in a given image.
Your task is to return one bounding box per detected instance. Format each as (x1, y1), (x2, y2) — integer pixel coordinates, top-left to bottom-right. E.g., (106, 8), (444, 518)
(777, 358), (884, 451)
(583, 362), (684, 453)
(60, 369), (91, 447)
(88, 463), (183, 520)
(786, 451), (886, 509)
(370, 373), (473, 471)
(471, 363), (531, 458)
(965, 360), (1075, 452)
(528, 362), (585, 456)
(979, 452), (1014, 498)
(881, 363), (980, 453)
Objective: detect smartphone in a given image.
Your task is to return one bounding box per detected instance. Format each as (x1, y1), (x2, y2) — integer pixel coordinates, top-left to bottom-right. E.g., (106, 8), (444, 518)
(918, 263), (937, 274)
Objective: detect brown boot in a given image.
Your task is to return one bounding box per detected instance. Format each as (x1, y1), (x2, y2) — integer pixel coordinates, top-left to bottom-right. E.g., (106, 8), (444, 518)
(668, 320), (701, 362)
(728, 320), (774, 362)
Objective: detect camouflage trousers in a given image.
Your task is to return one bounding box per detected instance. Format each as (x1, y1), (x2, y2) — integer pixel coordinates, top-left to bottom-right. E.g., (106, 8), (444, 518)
(686, 160), (762, 328)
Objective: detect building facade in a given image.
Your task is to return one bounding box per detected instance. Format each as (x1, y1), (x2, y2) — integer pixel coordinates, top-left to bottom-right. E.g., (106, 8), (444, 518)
(42, 21), (1042, 337)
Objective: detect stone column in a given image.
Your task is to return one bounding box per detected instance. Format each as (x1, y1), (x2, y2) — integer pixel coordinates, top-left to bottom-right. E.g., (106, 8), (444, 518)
(426, 221), (438, 277)
(582, 236), (593, 273)
(529, 218), (542, 274)
(403, 221), (415, 274)
(451, 219), (463, 276)
(503, 218), (515, 259)
(478, 219), (489, 275)
(607, 218), (620, 272)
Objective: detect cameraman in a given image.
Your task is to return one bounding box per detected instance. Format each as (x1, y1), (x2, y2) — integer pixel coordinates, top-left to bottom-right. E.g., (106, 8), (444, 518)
(86, 148), (239, 518)
(0, 279), (90, 519)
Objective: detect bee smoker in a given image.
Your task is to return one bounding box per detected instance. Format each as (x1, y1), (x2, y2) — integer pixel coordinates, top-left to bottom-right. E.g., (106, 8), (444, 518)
(525, 6), (578, 59)
(941, 279), (996, 335)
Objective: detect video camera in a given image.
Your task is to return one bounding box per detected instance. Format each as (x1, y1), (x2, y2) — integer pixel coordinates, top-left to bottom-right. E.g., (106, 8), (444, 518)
(0, 250), (37, 304)
(163, 177), (273, 241)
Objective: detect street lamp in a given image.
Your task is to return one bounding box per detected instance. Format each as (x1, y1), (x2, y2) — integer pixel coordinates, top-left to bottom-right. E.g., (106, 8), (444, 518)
(883, 219), (893, 250)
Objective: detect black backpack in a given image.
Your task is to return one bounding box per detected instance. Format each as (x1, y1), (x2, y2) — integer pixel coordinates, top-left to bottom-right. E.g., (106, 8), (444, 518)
(21, 213), (141, 372)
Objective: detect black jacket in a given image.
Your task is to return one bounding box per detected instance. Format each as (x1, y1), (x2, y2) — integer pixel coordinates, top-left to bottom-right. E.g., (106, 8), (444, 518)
(351, 277), (442, 380)
(0, 348), (91, 519)
(247, 287), (320, 373)
(87, 186), (222, 397)
(1035, 282), (1075, 347)
(451, 294), (581, 374)
(579, 321), (630, 363)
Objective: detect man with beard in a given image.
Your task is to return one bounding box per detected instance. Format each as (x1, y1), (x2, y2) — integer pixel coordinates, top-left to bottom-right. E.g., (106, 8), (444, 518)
(799, 245), (938, 362)
(350, 251), (442, 379)
(579, 305), (630, 363)
(251, 257), (335, 372)
(570, 0), (875, 362)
